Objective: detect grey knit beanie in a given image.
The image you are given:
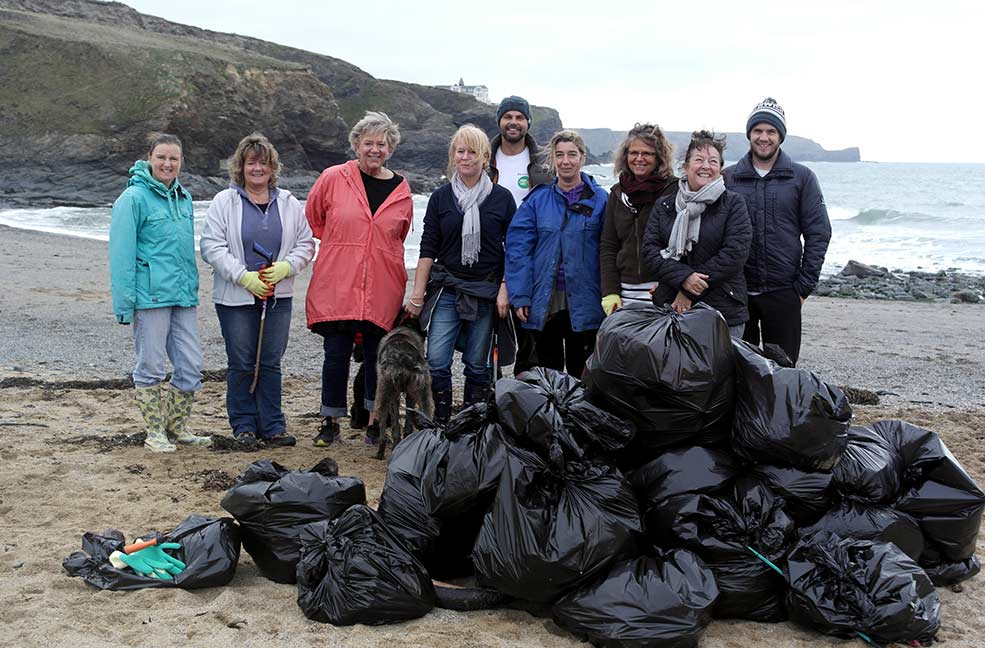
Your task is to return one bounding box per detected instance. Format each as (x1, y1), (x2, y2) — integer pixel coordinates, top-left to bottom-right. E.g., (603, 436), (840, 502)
(746, 97), (787, 142)
(497, 95), (531, 123)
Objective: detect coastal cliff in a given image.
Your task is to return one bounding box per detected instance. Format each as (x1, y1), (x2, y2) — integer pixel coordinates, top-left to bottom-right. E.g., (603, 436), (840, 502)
(0, 0), (850, 208)
(0, 0), (561, 206)
(575, 128), (861, 163)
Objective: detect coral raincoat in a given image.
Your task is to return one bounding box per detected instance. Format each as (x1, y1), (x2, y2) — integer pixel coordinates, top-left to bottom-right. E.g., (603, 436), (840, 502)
(305, 160), (413, 332)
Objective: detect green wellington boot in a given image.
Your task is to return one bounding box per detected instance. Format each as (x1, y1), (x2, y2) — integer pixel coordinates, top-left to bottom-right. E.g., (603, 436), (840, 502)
(164, 387), (212, 447)
(134, 385), (176, 453)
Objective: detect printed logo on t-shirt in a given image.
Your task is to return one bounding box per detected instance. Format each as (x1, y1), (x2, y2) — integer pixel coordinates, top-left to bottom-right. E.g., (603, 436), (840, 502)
(518, 175), (529, 189)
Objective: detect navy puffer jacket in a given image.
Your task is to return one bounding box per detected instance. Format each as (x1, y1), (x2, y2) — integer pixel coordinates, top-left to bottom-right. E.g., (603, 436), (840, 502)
(642, 186), (752, 327)
(723, 150), (831, 298)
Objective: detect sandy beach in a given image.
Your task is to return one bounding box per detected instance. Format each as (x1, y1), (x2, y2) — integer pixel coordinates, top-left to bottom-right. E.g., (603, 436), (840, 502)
(1, 224), (983, 647)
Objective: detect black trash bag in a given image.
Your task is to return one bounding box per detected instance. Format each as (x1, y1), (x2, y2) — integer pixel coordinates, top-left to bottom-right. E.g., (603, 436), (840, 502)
(881, 419), (985, 563)
(802, 502), (924, 562)
(750, 463), (833, 526)
(377, 427), (483, 580)
(472, 444), (642, 603)
(831, 424), (902, 504)
(495, 367), (634, 462)
(220, 459), (366, 584)
(296, 505), (435, 625)
(552, 548), (719, 648)
(63, 515), (240, 591)
(731, 340), (851, 471)
(583, 303), (735, 462)
(419, 402), (509, 518)
(786, 530), (941, 645)
(630, 446), (737, 513)
(648, 478), (794, 622)
(920, 553), (981, 587)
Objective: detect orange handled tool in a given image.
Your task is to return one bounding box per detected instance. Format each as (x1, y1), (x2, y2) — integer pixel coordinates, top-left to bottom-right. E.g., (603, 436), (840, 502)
(123, 532), (167, 554)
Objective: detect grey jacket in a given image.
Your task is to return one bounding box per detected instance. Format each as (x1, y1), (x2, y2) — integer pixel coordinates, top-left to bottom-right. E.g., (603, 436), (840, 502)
(200, 187), (315, 306)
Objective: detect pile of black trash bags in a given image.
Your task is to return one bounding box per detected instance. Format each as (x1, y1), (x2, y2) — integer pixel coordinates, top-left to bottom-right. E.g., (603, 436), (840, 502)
(62, 302), (982, 646)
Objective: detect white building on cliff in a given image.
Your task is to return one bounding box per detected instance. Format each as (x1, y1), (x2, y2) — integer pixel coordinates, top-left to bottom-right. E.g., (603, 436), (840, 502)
(434, 78), (490, 104)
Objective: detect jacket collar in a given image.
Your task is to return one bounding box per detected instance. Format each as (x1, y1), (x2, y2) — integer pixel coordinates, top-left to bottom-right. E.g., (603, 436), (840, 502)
(490, 132), (540, 158)
(340, 159), (410, 215)
(552, 171), (601, 203)
(733, 148), (794, 179)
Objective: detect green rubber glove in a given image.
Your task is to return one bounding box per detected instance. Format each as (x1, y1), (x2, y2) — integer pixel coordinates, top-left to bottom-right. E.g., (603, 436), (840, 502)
(118, 542), (187, 579)
(602, 293), (623, 316)
(260, 261), (291, 285)
(240, 271), (272, 298)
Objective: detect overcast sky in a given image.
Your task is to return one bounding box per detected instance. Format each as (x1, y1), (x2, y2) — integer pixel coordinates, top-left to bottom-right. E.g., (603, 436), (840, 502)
(118, 0), (980, 163)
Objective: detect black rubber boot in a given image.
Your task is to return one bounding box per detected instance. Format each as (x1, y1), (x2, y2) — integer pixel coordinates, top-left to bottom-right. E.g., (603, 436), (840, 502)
(432, 385), (453, 425)
(463, 380), (491, 408)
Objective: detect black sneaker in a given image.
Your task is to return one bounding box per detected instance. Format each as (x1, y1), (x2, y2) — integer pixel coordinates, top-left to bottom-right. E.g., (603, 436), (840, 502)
(265, 432), (297, 447)
(313, 418), (342, 447)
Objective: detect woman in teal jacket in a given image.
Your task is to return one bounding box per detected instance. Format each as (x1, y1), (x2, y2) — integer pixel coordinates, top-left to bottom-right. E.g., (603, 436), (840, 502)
(109, 132), (211, 453)
(505, 129), (608, 378)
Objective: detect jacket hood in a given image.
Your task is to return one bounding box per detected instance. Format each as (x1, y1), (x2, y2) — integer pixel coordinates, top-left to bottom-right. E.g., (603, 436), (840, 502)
(128, 159), (188, 198)
(552, 171), (603, 198)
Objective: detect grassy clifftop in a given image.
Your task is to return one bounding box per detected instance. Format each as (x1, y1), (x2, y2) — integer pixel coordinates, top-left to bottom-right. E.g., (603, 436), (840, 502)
(0, 0), (561, 206)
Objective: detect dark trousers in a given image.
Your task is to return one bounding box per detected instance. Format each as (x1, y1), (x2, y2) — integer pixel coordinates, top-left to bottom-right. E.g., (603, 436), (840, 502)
(512, 310), (537, 376)
(320, 329), (383, 417)
(742, 287), (803, 366)
(534, 310), (598, 379)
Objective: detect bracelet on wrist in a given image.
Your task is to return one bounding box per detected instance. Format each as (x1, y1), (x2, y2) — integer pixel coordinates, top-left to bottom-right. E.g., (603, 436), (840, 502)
(409, 299), (424, 308)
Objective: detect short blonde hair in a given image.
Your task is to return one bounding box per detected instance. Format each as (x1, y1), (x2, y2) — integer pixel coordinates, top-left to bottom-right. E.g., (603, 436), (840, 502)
(446, 124), (491, 178)
(547, 129), (587, 174)
(349, 111), (401, 156)
(227, 133), (281, 188)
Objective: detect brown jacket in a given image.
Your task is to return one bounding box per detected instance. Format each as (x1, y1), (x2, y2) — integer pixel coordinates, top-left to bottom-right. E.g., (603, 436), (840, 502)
(599, 179), (677, 295)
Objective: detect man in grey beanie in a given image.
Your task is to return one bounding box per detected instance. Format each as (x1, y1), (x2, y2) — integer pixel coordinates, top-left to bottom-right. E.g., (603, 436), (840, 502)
(490, 95), (554, 374)
(723, 97), (831, 366)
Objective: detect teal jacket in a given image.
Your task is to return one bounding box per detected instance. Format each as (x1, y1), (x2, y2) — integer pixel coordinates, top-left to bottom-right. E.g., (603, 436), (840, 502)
(109, 160), (199, 323)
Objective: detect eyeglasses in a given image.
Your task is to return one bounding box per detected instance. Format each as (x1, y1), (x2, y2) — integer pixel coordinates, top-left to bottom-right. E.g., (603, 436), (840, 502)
(628, 151), (656, 159)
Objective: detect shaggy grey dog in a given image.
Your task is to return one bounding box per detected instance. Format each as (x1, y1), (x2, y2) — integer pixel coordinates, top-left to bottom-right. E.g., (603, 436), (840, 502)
(374, 326), (433, 459)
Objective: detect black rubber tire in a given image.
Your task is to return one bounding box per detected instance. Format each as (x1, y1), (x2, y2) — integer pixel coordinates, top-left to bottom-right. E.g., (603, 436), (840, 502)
(432, 579), (511, 611)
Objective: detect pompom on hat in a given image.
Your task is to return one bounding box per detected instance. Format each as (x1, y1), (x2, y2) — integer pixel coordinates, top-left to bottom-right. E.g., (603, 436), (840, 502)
(497, 95), (531, 123)
(746, 97), (786, 143)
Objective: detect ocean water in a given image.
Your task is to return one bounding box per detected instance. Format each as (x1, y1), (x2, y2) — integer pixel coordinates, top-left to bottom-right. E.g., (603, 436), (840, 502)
(2, 162), (983, 275)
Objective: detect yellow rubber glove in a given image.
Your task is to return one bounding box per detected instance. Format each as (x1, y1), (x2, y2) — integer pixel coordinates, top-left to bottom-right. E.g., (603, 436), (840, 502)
(260, 261), (291, 285)
(240, 271), (272, 298)
(602, 294), (623, 316)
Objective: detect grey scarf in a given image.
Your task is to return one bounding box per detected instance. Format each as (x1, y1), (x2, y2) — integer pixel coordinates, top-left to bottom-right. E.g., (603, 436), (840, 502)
(452, 171), (493, 267)
(661, 176), (726, 260)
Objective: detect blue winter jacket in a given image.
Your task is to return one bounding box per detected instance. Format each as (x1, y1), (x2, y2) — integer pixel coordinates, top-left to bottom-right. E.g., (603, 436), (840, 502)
(505, 172), (608, 332)
(109, 160), (199, 323)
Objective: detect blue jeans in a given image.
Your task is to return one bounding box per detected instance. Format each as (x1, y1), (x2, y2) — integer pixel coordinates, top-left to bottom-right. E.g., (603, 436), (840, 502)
(320, 329), (382, 418)
(216, 298), (292, 437)
(132, 306), (202, 392)
(426, 292), (494, 393)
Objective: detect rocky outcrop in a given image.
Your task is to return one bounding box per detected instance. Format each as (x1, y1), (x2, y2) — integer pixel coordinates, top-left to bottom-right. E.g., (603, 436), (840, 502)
(575, 128), (861, 163)
(0, 0), (558, 206)
(814, 263), (985, 303)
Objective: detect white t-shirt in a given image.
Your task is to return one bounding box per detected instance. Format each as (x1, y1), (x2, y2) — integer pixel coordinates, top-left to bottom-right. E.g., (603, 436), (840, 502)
(495, 148), (532, 206)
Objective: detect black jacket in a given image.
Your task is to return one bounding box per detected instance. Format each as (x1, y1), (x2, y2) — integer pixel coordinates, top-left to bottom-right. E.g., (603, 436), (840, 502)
(723, 150), (831, 297)
(489, 133), (554, 191)
(642, 187), (752, 327)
